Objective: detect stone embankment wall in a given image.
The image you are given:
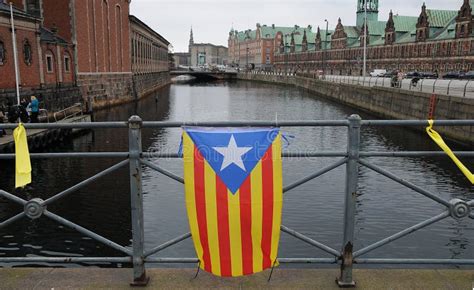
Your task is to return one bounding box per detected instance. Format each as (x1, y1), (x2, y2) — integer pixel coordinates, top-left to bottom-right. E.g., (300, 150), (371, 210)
(78, 72), (171, 111)
(238, 73), (474, 145)
(0, 85), (82, 114)
(133, 71), (171, 99)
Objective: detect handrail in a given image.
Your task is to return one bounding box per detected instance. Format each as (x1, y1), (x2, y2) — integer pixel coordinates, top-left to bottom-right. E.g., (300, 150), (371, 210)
(0, 116), (472, 287)
(246, 70), (474, 98)
(53, 103), (83, 123)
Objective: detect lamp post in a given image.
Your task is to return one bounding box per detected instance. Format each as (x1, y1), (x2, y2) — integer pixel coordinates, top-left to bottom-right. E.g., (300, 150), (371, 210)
(246, 46), (249, 73)
(324, 19), (329, 79)
(363, 0), (368, 82)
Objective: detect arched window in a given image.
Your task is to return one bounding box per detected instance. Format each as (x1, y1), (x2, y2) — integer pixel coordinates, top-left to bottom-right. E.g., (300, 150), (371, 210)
(23, 39), (32, 65)
(115, 4), (123, 70)
(102, 0), (111, 71)
(0, 41), (5, 65)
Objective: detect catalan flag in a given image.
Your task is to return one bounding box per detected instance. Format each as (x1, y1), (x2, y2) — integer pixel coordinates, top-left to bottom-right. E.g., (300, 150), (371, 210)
(182, 127), (283, 277)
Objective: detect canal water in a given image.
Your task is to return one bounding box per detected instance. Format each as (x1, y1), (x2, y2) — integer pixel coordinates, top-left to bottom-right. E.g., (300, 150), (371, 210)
(0, 80), (473, 268)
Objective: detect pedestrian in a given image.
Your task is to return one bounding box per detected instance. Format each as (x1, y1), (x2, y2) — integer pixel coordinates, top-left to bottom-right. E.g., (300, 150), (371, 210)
(19, 98), (29, 123)
(7, 101), (19, 123)
(28, 96), (39, 123)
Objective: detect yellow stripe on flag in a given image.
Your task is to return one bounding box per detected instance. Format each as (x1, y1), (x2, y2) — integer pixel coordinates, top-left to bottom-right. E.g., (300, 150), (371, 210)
(250, 161), (263, 273)
(182, 132), (205, 268)
(228, 189), (243, 276)
(426, 120), (474, 184)
(204, 161), (221, 276)
(271, 135), (283, 265)
(14, 123), (31, 188)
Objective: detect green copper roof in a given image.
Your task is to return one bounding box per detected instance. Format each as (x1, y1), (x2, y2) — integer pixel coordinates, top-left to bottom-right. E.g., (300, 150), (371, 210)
(368, 21), (387, 36)
(344, 26), (360, 38)
(392, 15), (419, 32)
(433, 22), (456, 40)
(426, 9), (458, 28)
(260, 25), (308, 39)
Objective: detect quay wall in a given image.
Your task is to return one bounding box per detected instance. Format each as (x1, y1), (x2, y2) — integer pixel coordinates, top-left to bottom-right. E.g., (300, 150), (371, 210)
(0, 85), (82, 114)
(238, 73), (474, 145)
(78, 72), (171, 111)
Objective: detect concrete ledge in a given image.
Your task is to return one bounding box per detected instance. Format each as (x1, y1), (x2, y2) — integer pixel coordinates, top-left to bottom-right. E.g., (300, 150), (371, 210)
(0, 268), (472, 289)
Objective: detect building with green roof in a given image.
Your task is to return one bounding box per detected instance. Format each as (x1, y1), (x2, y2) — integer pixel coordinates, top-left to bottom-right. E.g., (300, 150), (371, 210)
(270, 0), (474, 76)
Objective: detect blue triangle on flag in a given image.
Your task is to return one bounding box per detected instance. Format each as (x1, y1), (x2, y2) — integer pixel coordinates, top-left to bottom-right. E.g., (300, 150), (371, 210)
(185, 127), (280, 194)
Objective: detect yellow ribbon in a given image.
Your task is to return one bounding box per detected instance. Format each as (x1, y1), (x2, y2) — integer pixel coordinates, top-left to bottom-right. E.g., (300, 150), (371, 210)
(426, 120), (474, 184)
(13, 123), (32, 188)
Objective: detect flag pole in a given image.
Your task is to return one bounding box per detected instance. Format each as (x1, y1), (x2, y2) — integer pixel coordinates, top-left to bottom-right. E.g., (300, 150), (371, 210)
(10, 2), (21, 106)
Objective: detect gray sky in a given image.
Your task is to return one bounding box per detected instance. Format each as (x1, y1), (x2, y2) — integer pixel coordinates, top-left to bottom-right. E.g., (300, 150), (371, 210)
(130, 0), (461, 52)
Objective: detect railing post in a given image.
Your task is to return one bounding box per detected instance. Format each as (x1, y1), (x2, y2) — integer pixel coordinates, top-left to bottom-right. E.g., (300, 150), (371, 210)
(337, 114), (361, 288)
(128, 115), (149, 286)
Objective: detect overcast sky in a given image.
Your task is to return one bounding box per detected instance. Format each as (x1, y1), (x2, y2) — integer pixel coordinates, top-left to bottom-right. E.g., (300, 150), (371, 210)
(130, 0), (462, 52)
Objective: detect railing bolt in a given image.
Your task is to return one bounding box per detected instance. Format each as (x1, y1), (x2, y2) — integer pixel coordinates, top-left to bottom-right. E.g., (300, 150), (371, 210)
(449, 199), (470, 219)
(24, 198), (46, 220)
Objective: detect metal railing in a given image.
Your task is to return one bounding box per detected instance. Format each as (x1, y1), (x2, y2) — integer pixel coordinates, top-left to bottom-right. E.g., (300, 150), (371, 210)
(0, 116), (473, 287)
(53, 103), (83, 122)
(249, 71), (474, 98)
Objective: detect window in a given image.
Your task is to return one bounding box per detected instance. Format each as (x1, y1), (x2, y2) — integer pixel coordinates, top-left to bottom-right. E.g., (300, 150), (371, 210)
(0, 41), (5, 65)
(64, 55), (71, 72)
(26, 0), (41, 18)
(46, 54), (54, 73)
(23, 40), (32, 65)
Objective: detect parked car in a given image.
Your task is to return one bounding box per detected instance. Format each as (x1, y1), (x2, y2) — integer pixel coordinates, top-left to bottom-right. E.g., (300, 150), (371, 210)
(461, 71), (474, 79)
(382, 70), (398, 78)
(405, 71), (421, 79)
(370, 69), (387, 77)
(419, 72), (438, 79)
(442, 71), (464, 79)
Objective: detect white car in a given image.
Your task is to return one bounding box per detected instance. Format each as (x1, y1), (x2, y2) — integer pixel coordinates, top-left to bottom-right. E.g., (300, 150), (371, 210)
(370, 69), (387, 77)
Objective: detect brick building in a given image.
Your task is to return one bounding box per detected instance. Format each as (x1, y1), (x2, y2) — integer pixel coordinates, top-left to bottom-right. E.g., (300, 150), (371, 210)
(130, 15), (171, 98)
(228, 24), (310, 70)
(1, 0), (171, 112)
(0, 1), (76, 110)
(272, 0), (474, 75)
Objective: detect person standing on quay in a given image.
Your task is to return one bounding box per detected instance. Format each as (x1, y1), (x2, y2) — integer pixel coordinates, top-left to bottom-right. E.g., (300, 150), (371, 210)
(28, 96), (39, 123)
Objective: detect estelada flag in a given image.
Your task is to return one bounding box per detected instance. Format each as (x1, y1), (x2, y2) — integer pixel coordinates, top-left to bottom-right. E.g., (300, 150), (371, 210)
(182, 127), (283, 277)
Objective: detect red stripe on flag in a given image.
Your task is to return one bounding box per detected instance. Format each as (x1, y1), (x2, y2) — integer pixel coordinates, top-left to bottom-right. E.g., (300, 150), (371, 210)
(216, 177), (232, 277)
(194, 147), (212, 273)
(261, 146), (274, 269)
(240, 176), (254, 275)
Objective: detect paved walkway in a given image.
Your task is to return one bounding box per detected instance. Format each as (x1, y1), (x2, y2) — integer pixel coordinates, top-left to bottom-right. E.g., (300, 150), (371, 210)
(0, 268), (472, 289)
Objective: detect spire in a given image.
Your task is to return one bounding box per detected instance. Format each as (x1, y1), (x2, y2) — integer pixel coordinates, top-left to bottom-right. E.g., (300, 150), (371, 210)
(189, 27), (194, 46)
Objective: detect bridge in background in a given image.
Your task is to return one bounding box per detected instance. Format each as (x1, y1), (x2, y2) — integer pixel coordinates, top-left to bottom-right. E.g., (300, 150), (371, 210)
(170, 70), (237, 80)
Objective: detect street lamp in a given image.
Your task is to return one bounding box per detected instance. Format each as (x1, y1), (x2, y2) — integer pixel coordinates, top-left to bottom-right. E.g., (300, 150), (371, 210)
(324, 19), (329, 79)
(284, 34), (289, 75)
(363, 0), (368, 81)
(246, 46), (249, 72)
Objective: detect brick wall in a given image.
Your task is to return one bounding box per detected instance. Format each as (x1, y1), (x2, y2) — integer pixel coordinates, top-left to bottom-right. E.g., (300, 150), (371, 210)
(42, 0), (72, 41)
(74, 0), (131, 74)
(0, 18), (41, 88)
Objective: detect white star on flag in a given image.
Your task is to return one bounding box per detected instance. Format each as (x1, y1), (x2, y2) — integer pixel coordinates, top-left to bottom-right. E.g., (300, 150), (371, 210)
(213, 135), (252, 172)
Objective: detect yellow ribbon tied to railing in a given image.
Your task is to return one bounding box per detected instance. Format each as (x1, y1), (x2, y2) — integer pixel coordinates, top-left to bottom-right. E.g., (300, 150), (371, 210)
(426, 120), (474, 184)
(13, 123), (32, 188)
